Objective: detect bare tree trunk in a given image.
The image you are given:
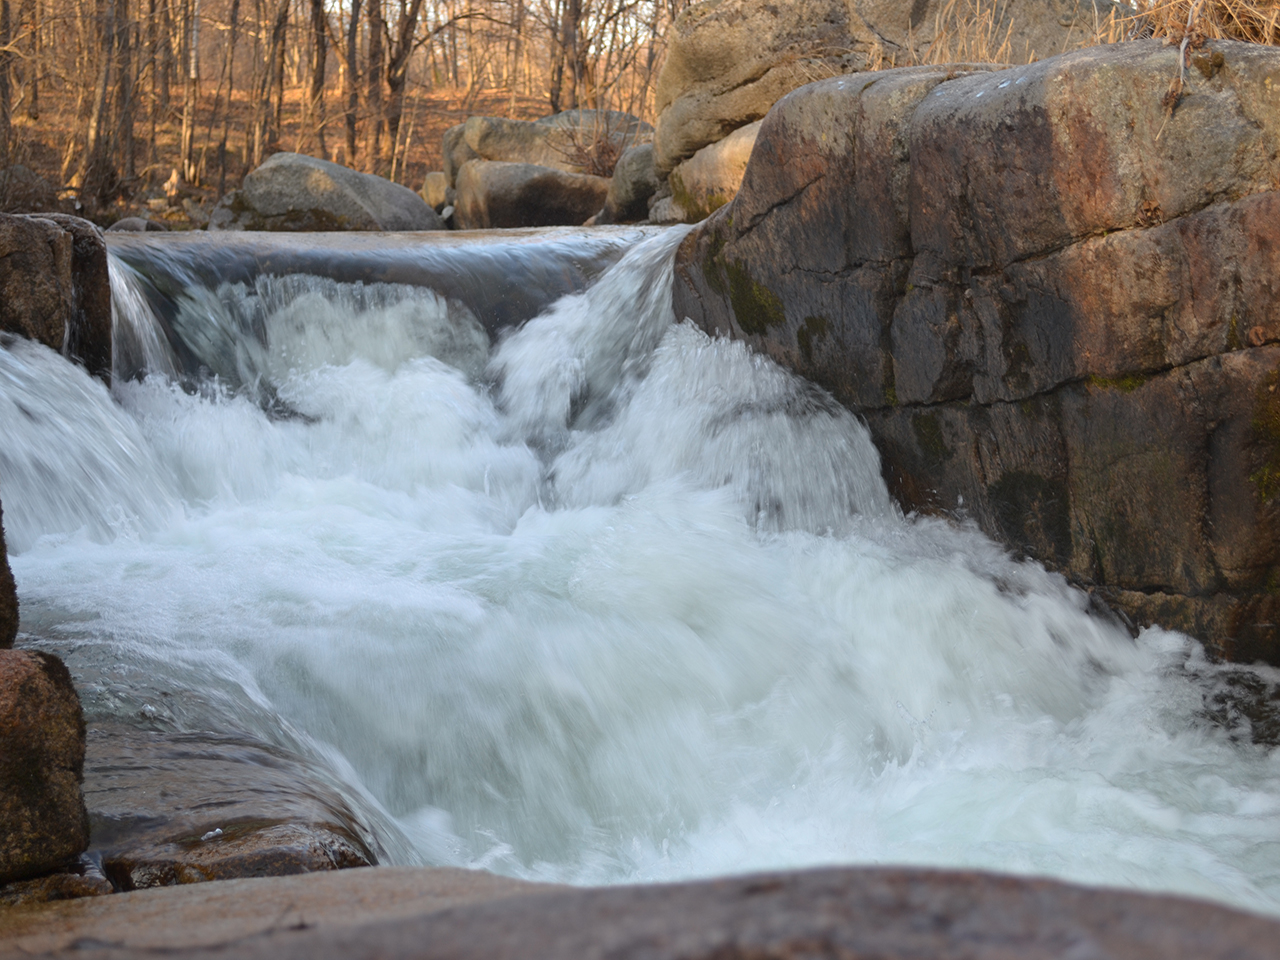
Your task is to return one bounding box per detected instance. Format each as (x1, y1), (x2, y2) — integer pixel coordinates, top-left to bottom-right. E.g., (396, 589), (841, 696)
(365, 0), (384, 172)
(115, 0), (134, 183)
(301, 0), (326, 153)
(343, 0), (361, 165)
(0, 0), (12, 159)
(383, 0), (422, 166)
(78, 0), (117, 201)
(178, 0), (198, 183)
(217, 0), (239, 193)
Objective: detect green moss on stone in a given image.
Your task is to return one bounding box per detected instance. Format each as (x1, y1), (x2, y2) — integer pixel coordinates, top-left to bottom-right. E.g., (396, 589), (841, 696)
(911, 412), (951, 468)
(701, 229), (727, 297)
(1088, 372), (1148, 393)
(1228, 313), (1243, 351)
(796, 315), (829, 363)
(726, 260), (786, 336)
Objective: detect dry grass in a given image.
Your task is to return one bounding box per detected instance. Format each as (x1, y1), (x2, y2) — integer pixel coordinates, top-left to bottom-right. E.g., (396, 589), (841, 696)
(1126, 0), (1280, 46)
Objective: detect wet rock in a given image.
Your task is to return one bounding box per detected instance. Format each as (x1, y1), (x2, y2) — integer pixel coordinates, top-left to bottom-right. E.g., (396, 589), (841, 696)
(8, 866), (1279, 959)
(82, 724), (376, 890)
(662, 120), (762, 223)
(0, 213), (112, 381)
(1, 500), (16, 649)
(421, 171), (451, 211)
(0, 857), (113, 906)
(453, 161), (611, 230)
(0, 650), (91, 884)
(209, 153), (445, 232)
(596, 144), (659, 224)
(673, 41), (1280, 661)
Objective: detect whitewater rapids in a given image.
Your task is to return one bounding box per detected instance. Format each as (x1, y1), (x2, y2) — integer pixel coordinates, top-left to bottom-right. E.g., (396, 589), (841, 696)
(1, 227), (1278, 913)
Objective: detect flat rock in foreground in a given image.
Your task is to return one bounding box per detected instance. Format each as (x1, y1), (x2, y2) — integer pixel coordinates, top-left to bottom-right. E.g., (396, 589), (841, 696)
(2, 866), (1278, 959)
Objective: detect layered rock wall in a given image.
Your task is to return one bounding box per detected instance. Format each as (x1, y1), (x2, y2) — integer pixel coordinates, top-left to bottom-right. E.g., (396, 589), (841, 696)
(673, 40), (1280, 661)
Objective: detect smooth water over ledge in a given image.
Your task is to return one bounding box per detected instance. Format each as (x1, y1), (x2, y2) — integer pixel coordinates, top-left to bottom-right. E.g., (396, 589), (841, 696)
(2, 227), (1280, 913)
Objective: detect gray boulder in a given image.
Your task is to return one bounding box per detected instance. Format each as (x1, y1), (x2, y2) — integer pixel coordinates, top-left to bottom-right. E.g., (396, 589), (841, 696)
(106, 217), (168, 232)
(0, 649), (90, 883)
(454, 161), (611, 230)
(463, 111), (652, 178)
(596, 144), (660, 224)
(209, 153), (445, 232)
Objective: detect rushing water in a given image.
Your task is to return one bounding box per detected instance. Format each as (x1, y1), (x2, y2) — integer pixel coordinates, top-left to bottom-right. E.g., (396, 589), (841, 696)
(3, 227), (1280, 913)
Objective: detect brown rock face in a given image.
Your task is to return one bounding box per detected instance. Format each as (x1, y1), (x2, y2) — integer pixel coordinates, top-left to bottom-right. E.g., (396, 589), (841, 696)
(0, 650), (90, 883)
(673, 40), (1280, 661)
(0, 213), (112, 382)
(0, 501), (16, 650)
(454, 161), (612, 229)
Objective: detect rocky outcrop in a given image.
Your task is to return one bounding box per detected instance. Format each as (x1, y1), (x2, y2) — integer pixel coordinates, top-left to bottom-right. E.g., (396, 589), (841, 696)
(83, 725), (375, 891)
(5, 865), (1279, 959)
(673, 40), (1280, 662)
(209, 153), (445, 232)
(443, 124), (481, 187)
(0, 501), (16, 649)
(0, 213), (112, 381)
(655, 119), (762, 223)
(0, 650), (91, 884)
(651, 0), (1130, 201)
(454, 161), (611, 229)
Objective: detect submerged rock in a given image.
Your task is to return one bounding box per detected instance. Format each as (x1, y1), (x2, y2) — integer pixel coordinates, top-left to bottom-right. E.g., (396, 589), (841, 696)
(0, 213), (112, 381)
(83, 724), (377, 891)
(0, 650), (90, 884)
(673, 40), (1280, 661)
(209, 153), (445, 233)
(453, 161), (611, 230)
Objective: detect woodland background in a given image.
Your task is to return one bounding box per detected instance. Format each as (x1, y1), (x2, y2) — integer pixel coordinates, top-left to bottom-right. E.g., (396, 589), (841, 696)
(0, 0), (1274, 223)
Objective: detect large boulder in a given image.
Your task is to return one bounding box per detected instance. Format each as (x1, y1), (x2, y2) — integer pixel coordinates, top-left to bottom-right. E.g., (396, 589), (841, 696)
(652, 0), (1131, 174)
(453, 161), (611, 230)
(209, 153), (445, 232)
(0, 213), (112, 381)
(673, 40), (1280, 662)
(596, 144), (660, 224)
(0, 500), (15, 649)
(657, 119), (762, 223)
(0, 650), (90, 883)
(462, 111), (652, 177)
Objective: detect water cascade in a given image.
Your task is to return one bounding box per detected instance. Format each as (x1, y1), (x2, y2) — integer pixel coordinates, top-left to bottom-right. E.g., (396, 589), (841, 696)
(2, 226), (1278, 912)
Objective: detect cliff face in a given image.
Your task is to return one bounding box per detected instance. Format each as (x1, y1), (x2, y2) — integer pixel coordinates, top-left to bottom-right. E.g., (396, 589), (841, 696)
(673, 41), (1280, 662)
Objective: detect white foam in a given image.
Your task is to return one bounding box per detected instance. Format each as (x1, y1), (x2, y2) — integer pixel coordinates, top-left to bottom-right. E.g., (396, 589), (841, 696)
(3, 229), (1279, 915)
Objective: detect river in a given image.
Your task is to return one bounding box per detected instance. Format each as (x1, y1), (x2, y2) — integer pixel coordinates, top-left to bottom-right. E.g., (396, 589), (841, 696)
(2, 225), (1278, 912)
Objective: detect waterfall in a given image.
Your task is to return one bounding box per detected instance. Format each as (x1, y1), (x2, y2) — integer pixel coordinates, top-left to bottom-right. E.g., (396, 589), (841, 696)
(1, 227), (1278, 914)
